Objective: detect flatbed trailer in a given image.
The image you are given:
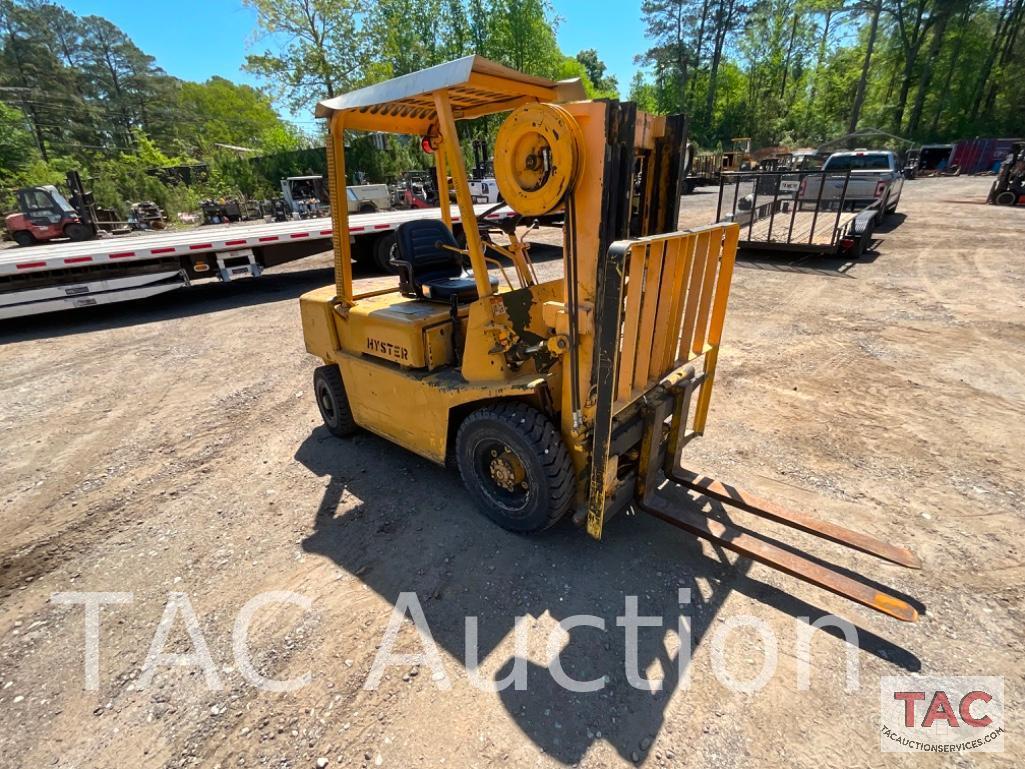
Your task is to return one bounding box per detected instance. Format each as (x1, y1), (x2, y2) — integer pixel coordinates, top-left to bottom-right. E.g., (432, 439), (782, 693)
(716, 170), (883, 257)
(0, 204), (515, 319)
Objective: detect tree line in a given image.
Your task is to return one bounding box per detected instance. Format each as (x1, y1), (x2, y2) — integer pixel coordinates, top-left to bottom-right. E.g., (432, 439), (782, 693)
(2, 0), (1021, 217)
(242, 0), (1021, 150)
(633, 0), (1024, 148)
(0, 0), (310, 213)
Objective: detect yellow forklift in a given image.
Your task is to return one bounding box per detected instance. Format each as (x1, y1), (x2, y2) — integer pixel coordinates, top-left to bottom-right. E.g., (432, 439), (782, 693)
(300, 56), (920, 621)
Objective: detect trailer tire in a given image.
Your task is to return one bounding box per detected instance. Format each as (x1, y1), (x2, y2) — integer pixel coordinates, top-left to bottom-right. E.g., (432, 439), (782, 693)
(455, 402), (575, 534)
(64, 223), (93, 241)
(313, 365), (358, 438)
(12, 231), (35, 247)
(372, 232), (398, 273)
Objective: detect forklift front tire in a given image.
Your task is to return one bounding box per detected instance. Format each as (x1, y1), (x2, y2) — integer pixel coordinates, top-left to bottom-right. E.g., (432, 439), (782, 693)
(12, 231), (35, 247)
(64, 223), (93, 241)
(456, 403), (574, 533)
(313, 365), (358, 438)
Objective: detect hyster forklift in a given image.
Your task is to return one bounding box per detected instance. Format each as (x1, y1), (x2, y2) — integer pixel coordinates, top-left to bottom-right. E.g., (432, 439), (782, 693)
(301, 56), (920, 622)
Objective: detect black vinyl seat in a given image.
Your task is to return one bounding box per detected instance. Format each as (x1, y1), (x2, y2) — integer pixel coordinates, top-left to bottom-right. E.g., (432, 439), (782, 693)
(391, 219), (497, 303)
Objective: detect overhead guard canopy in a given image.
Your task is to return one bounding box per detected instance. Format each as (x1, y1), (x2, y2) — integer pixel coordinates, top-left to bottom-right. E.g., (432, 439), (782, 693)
(315, 55), (586, 133)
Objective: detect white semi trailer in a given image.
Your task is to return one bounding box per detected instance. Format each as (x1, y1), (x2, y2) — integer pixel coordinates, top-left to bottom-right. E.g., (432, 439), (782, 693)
(0, 204), (515, 320)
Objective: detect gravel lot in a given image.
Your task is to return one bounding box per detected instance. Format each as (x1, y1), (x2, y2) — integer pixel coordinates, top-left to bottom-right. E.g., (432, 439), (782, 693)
(0, 176), (1021, 768)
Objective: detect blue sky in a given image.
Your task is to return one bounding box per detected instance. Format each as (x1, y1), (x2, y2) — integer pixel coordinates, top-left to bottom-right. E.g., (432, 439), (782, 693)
(65, 0), (645, 125)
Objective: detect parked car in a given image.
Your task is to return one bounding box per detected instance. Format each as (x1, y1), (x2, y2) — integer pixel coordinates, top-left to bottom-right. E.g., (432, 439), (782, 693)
(799, 150), (904, 216)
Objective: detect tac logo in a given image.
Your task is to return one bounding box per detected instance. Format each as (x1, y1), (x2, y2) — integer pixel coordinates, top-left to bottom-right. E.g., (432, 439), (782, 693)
(880, 676), (1004, 753)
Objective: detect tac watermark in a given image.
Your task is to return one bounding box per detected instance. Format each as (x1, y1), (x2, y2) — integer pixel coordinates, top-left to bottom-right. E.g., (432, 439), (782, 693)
(50, 588), (866, 696)
(880, 675), (1005, 753)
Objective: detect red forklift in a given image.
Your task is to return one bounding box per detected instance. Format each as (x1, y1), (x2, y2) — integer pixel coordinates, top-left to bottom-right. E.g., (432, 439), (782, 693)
(4, 171), (97, 246)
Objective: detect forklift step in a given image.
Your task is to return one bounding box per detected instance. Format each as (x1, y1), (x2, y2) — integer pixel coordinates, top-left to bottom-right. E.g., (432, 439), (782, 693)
(668, 469), (921, 569)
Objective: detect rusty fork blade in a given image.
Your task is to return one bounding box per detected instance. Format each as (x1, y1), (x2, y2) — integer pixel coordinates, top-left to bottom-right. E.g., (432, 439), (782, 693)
(639, 498), (919, 622)
(669, 469), (922, 570)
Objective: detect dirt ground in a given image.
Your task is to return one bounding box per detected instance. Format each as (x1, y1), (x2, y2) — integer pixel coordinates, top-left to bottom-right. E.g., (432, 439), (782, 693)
(0, 176), (1021, 768)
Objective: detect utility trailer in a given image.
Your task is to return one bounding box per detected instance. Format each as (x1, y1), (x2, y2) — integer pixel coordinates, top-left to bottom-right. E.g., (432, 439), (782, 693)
(0, 204), (515, 320)
(716, 169), (885, 258)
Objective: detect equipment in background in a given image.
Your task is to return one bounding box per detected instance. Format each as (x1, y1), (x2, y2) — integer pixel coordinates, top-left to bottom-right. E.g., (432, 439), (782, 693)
(128, 201), (166, 230)
(344, 183), (391, 214)
(199, 197), (265, 225)
(391, 170), (439, 209)
(281, 175), (330, 217)
(988, 143), (1025, 206)
(201, 198), (241, 225)
(468, 138), (501, 204)
(281, 175), (392, 218)
(263, 198), (291, 222)
(4, 171), (99, 246)
(300, 55), (921, 624)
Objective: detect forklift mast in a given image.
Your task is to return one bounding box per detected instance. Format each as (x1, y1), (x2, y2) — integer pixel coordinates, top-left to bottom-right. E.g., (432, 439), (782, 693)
(64, 170), (98, 234)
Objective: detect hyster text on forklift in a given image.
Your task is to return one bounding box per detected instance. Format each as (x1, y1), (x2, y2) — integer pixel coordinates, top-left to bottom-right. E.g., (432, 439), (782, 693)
(301, 56), (922, 622)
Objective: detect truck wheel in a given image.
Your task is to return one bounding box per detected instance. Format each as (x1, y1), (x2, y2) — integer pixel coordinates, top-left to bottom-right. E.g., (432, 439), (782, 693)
(12, 231), (36, 247)
(455, 402), (575, 533)
(313, 365), (358, 438)
(373, 232), (398, 273)
(64, 223), (92, 241)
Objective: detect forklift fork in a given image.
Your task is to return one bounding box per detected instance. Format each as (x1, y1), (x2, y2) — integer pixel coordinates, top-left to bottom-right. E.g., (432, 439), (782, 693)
(634, 371), (921, 623)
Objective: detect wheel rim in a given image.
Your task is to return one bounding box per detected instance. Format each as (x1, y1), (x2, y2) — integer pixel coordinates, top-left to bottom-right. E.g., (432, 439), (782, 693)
(317, 381), (336, 424)
(472, 438), (531, 513)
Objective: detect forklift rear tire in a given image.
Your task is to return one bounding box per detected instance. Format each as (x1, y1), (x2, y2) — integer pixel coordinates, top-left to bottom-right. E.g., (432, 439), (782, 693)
(455, 402), (574, 533)
(313, 365), (358, 438)
(12, 231), (35, 247)
(373, 233), (398, 273)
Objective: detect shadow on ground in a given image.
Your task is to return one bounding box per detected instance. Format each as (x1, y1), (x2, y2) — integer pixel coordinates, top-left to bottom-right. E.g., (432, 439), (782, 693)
(735, 249), (878, 277)
(295, 425), (920, 765)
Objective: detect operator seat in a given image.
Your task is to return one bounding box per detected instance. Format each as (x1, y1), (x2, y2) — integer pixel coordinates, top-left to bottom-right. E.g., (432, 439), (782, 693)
(391, 219), (498, 303)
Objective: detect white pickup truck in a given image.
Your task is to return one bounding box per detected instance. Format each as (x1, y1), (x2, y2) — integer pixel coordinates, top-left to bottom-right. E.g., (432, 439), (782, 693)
(799, 150), (904, 216)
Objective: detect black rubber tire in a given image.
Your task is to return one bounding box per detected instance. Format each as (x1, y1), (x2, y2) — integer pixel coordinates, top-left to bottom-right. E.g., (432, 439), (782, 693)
(359, 203), (377, 214)
(995, 190), (1017, 206)
(313, 365), (358, 438)
(455, 402), (575, 533)
(64, 223), (93, 241)
(12, 230), (35, 247)
(372, 232), (398, 273)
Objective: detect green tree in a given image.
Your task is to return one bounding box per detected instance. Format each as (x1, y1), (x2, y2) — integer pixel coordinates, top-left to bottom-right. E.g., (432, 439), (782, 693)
(486, 0), (562, 76)
(0, 99), (37, 183)
(243, 0), (369, 113)
(176, 77), (305, 155)
(576, 48), (619, 96)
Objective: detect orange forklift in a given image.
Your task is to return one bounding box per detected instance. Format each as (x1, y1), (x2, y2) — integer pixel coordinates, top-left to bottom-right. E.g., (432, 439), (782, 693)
(4, 171), (96, 246)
